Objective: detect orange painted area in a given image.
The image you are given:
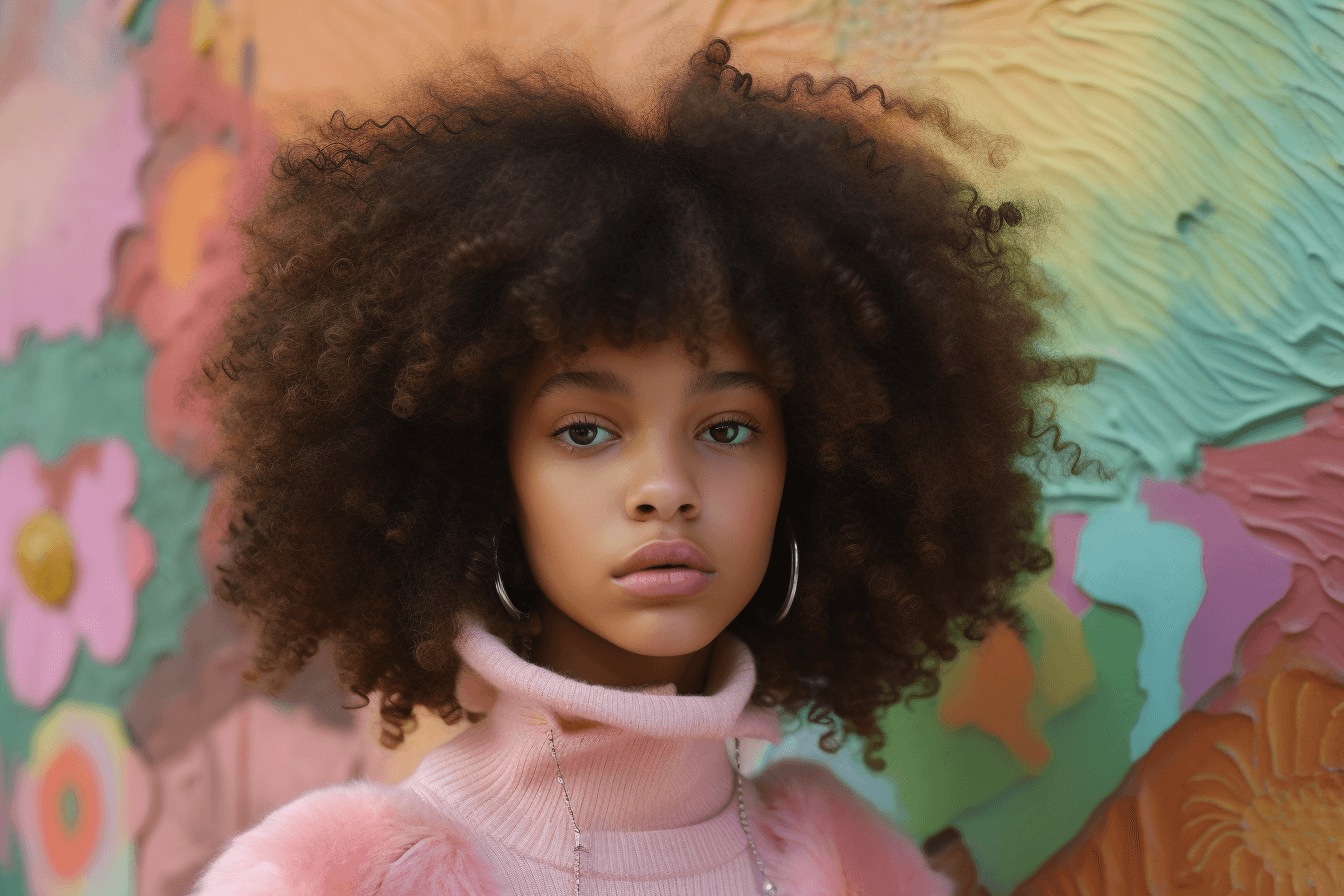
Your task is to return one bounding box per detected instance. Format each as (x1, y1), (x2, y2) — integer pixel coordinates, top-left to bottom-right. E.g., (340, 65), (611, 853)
(38, 743), (103, 880)
(1018, 668), (1344, 895)
(156, 145), (236, 290)
(938, 622), (1052, 775)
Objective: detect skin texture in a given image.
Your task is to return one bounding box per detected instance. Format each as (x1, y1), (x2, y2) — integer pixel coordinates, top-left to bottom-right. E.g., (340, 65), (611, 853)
(506, 325), (787, 695)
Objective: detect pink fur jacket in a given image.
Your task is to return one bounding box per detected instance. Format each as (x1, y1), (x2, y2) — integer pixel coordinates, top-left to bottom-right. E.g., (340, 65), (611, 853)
(191, 615), (953, 895)
(190, 759), (952, 896)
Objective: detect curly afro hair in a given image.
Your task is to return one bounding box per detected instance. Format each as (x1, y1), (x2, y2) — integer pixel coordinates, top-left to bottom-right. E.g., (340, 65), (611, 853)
(204, 38), (1108, 770)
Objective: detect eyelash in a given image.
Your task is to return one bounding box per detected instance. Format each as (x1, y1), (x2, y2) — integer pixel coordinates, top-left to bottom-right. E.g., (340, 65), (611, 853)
(548, 415), (763, 454)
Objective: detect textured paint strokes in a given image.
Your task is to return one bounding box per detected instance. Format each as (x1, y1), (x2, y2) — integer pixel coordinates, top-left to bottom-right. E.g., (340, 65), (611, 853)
(834, 1), (1344, 489)
(194, 0), (724, 137)
(1137, 479), (1295, 710)
(914, 0), (1344, 339)
(1196, 394), (1344, 677)
(1074, 497), (1205, 760)
(1196, 395), (1344, 596)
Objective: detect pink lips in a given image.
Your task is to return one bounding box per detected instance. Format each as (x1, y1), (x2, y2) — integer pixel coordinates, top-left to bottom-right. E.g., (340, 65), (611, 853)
(614, 567), (715, 597)
(613, 539), (715, 597)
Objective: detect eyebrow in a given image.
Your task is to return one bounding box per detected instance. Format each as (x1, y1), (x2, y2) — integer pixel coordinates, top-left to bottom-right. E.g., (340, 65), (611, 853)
(530, 368), (774, 406)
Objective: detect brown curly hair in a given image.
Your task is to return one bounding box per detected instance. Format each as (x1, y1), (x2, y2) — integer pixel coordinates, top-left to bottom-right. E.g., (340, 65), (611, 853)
(203, 38), (1108, 771)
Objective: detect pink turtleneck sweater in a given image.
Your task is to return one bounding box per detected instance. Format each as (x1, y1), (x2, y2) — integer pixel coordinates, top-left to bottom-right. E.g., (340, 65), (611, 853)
(191, 615), (953, 895)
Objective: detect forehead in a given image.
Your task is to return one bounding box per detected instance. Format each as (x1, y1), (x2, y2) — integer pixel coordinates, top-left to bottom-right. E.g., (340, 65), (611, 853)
(517, 327), (769, 401)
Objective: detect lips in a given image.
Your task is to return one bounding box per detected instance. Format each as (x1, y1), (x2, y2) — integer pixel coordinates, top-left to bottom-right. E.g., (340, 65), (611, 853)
(613, 540), (713, 579)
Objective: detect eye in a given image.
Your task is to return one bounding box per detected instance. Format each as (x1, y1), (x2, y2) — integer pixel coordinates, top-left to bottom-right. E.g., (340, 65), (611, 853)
(699, 418), (761, 448)
(549, 415), (763, 453)
(553, 420), (614, 449)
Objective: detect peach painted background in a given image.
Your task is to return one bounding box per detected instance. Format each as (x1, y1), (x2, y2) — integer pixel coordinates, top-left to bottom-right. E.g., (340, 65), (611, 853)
(1, 1), (1342, 893)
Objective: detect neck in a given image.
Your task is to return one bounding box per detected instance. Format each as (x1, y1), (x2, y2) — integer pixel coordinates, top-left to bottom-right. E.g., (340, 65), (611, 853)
(529, 600), (714, 695)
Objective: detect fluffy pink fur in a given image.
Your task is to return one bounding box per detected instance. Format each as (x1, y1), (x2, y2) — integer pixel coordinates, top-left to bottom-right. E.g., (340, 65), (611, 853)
(191, 762), (948, 895)
(757, 760), (954, 896)
(189, 780), (501, 896)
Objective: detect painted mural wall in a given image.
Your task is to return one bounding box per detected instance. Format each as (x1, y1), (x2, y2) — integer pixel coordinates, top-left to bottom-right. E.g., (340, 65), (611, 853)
(1, 1), (1341, 894)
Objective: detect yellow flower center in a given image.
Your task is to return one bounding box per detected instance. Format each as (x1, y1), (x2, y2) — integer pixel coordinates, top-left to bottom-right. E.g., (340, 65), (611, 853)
(1242, 774), (1344, 886)
(14, 510), (77, 606)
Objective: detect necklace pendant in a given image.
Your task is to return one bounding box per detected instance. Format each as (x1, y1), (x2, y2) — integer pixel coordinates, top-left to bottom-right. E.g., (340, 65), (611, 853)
(762, 882), (776, 894)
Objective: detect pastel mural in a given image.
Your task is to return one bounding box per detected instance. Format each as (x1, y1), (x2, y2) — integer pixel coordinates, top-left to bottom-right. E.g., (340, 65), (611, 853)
(2, 0), (1341, 894)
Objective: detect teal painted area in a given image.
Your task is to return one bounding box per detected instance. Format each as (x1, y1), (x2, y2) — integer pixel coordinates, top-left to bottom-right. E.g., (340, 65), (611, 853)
(1075, 500), (1204, 761)
(1040, 0), (1344, 495)
(953, 603), (1145, 895)
(0, 326), (211, 763)
(0, 862), (24, 896)
(123, 0), (168, 45)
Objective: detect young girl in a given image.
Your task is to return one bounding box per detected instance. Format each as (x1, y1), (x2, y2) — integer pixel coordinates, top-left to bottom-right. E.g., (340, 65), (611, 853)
(191, 38), (1094, 896)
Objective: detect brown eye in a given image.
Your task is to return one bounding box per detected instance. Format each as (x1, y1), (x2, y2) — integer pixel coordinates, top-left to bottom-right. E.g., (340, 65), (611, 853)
(553, 421), (614, 449)
(708, 423), (741, 444)
(703, 421), (757, 446)
(567, 424), (601, 446)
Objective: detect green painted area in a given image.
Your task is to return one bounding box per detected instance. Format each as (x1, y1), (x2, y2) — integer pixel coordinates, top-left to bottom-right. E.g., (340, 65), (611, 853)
(0, 325), (211, 765)
(0, 862), (25, 896)
(871, 577), (1065, 839)
(61, 786), (79, 831)
(953, 603), (1145, 895)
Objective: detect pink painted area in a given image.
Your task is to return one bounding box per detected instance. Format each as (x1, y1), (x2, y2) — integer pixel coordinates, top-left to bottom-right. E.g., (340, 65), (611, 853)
(128, 0), (258, 136)
(0, 446), (51, 616)
(0, 439), (155, 710)
(1139, 479), (1294, 711)
(0, 73), (150, 360)
(109, 0), (279, 472)
(63, 438), (140, 665)
(1196, 394), (1344, 684)
(1237, 565), (1344, 678)
(1047, 513), (1090, 617)
(1197, 396), (1344, 595)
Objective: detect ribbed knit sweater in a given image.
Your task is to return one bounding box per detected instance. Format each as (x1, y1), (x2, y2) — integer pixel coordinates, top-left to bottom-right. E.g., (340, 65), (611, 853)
(191, 614), (953, 895)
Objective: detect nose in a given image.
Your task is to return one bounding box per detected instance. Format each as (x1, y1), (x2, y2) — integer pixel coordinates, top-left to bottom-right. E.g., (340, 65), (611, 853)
(625, 431), (700, 521)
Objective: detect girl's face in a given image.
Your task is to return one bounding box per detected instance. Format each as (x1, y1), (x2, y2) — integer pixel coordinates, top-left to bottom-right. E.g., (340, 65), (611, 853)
(506, 325), (787, 682)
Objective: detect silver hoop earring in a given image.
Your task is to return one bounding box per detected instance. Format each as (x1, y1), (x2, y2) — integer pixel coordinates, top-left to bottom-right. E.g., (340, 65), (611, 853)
(760, 517), (799, 625)
(493, 518), (529, 621)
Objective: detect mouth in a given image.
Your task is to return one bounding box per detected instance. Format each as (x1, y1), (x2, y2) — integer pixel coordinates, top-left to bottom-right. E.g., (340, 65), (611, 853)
(612, 566), (714, 598)
(614, 540), (714, 578)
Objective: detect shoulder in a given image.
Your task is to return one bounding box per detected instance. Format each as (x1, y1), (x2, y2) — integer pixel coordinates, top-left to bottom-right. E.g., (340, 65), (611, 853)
(190, 779), (502, 896)
(754, 758), (954, 896)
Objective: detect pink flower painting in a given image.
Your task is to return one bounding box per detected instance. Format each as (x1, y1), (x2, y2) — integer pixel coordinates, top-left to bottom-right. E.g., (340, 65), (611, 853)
(11, 701), (154, 896)
(0, 439), (155, 710)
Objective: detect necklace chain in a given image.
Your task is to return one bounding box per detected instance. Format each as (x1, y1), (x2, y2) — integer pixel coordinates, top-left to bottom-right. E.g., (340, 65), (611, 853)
(546, 727), (777, 895)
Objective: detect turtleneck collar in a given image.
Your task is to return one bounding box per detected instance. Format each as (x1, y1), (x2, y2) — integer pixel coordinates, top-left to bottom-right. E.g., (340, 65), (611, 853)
(404, 614), (782, 876)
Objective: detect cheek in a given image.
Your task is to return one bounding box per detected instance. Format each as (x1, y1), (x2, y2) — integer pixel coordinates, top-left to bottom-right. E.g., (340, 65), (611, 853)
(515, 461), (602, 580)
(713, 469), (784, 568)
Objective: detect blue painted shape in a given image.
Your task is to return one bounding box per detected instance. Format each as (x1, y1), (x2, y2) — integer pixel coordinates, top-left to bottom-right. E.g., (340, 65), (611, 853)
(1074, 499), (1205, 761)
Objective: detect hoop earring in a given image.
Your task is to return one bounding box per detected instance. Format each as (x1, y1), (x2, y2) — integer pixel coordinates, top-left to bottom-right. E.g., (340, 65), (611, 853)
(760, 517), (799, 625)
(493, 518), (530, 621)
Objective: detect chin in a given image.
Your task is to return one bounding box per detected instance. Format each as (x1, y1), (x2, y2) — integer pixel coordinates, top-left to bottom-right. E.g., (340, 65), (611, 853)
(608, 609), (727, 658)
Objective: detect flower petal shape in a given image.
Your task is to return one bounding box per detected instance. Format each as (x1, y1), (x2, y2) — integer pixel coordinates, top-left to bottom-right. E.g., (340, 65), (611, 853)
(4, 595), (80, 711)
(64, 437), (139, 665)
(0, 446), (50, 615)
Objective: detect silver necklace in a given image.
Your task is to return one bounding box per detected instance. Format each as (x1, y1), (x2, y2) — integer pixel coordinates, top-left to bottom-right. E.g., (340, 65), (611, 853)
(546, 728), (778, 894)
